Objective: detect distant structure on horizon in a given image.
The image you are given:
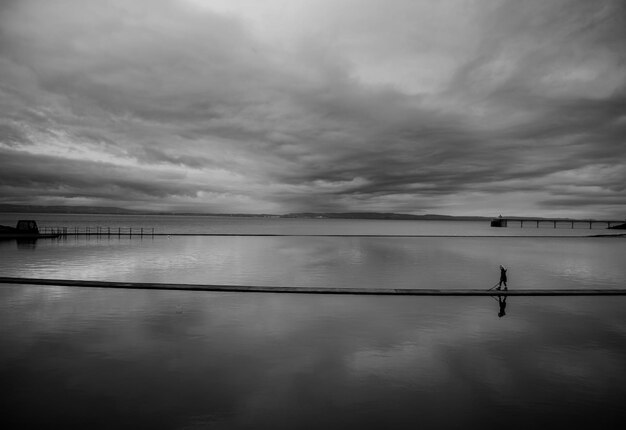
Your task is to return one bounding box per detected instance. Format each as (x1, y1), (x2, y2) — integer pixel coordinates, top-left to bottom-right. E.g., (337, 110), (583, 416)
(490, 216), (625, 229)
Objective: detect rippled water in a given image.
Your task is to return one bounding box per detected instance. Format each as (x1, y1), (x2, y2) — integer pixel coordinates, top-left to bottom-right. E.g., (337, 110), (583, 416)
(1, 216), (625, 428)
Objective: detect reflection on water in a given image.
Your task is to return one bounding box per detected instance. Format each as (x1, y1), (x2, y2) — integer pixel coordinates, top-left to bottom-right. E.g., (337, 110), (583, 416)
(1, 235), (624, 289)
(0, 237), (39, 250)
(1, 285), (625, 429)
(1, 230), (625, 428)
(497, 295), (507, 318)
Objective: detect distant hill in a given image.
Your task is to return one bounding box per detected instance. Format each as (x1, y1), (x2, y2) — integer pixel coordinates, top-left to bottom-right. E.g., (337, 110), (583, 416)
(0, 205), (490, 220)
(280, 212), (490, 221)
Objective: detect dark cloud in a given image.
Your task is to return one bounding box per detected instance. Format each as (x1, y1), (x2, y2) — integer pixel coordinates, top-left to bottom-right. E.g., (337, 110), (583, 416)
(0, 0), (624, 216)
(0, 150), (198, 198)
(0, 122), (28, 147)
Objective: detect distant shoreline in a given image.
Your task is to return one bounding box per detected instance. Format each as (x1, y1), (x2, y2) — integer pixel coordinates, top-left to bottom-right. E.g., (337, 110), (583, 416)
(0, 205), (490, 221)
(0, 205), (620, 223)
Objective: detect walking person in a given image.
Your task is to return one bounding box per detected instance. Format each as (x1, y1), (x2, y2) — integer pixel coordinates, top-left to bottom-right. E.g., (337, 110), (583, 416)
(497, 265), (507, 290)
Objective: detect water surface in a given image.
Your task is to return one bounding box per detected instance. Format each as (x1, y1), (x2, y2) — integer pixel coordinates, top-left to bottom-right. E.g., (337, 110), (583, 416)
(1, 216), (625, 428)
(1, 235), (623, 290)
(1, 212), (622, 236)
(2, 285), (625, 429)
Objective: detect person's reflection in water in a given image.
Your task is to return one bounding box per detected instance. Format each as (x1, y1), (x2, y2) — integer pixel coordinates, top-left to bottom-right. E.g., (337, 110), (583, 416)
(497, 295), (507, 318)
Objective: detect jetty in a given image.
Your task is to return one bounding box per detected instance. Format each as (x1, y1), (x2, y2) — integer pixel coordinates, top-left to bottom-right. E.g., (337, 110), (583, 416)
(490, 217), (625, 229)
(36, 226), (154, 237)
(1, 277), (625, 296)
(0, 219), (156, 238)
(0, 220), (60, 239)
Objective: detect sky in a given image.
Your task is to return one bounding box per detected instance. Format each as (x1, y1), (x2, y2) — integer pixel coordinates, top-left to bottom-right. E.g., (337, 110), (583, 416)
(0, 0), (624, 217)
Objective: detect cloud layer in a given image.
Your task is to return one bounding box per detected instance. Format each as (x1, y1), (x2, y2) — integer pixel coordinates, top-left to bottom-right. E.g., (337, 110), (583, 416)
(1, 0), (624, 216)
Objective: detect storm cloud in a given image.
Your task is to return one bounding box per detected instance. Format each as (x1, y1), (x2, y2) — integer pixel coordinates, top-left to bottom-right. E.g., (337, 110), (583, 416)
(0, 0), (624, 216)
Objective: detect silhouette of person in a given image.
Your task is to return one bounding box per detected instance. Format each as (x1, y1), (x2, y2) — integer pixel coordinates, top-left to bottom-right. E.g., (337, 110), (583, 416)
(498, 295), (507, 318)
(497, 265), (507, 290)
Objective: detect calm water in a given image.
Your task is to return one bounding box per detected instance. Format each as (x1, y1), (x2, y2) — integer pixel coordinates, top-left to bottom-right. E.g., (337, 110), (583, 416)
(1, 212), (623, 236)
(1, 214), (626, 428)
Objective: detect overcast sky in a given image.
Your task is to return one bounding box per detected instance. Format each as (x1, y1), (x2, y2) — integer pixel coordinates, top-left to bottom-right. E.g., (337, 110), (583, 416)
(1, 0), (624, 216)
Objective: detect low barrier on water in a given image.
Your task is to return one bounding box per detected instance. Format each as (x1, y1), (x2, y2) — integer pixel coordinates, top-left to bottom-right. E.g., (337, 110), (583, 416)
(1, 277), (625, 296)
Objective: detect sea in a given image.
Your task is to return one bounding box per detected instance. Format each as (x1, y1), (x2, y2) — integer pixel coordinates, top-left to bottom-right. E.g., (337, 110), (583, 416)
(1, 213), (625, 429)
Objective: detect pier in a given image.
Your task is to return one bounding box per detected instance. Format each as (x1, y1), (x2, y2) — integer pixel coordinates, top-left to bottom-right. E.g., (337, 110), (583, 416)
(490, 217), (624, 229)
(37, 226), (155, 237)
(1, 277), (625, 296)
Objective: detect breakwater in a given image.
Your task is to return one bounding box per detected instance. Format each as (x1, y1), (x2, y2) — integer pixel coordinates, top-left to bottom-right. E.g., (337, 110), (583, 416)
(2, 277), (626, 296)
